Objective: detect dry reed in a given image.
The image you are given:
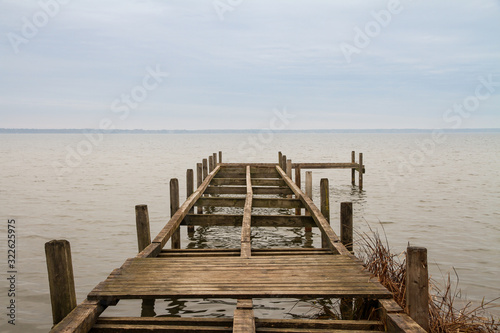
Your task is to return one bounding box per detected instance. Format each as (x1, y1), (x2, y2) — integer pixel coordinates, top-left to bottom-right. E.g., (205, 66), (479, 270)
(355, 225), (499, 332)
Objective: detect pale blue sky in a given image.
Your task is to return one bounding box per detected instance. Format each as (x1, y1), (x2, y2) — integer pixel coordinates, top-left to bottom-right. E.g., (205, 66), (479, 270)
(1, 0), (499, 130)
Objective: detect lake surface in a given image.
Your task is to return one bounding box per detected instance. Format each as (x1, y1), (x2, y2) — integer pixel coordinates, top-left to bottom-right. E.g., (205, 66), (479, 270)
(1, 132), (499, 332)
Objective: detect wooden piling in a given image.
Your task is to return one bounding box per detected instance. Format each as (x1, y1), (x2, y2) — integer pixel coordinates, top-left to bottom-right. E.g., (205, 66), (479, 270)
(219, 151), (223, 164)
(202, 159), (208, 180)
(170, 178), (181, 249)
(278, 152), (283, 168)
(358, 153), (363, 191)
(295, 165), (301, 215)
(135, 205), (151, 253)
(45, 240), (77, 325)
(282, 155), (287, 171)
(407, 247), (429, 332)
(186, 169), (195, 235)
(286, 159), (292, 178)
(209, 155), (214, 173)
(305, 171), (313, 230)
(340, 202), (353, 252)
(197, 163), (203, 188)
(213, 153), (217, 166)
(320, 178), (330, 249)
(351, 151), (356, 186)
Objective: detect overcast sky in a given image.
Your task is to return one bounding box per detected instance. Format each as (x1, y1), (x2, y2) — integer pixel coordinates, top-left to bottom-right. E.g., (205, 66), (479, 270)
(1, 0), (499, 130)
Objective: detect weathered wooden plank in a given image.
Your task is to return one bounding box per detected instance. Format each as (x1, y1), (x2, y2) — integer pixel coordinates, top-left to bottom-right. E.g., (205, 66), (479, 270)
(386, 313), (427, 333)
(196, 197), (303, 209)
(152, 166), (221, 248)
(182, 214), (316, 228)
(255, 318), (383, 330)
(136, 242), (162, 258)
(292, 162), (364, 170)
(211, 178), (286, 186)
(91, 323), (232, 332)
(205, 186), (293, 195)
(50, 299), (106, 333)
(275, 166), (352, 257)
(215, 171), (279, 179)
(87, 256), (392, 300)
(233, 300), (255, 333)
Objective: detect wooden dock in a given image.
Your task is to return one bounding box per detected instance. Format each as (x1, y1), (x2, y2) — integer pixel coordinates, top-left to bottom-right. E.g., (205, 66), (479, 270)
(46, 151), (428, 333)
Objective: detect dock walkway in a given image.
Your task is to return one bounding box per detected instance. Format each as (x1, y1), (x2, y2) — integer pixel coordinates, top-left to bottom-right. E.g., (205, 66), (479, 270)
(47, 152), (426, 333)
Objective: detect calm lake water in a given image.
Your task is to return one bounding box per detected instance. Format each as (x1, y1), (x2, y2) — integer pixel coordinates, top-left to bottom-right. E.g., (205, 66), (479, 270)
(1, 132), (499, 332)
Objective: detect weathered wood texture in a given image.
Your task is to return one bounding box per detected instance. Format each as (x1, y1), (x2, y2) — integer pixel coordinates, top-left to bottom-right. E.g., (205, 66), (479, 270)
(50, 299), (106, 333)
(359, 152), (364, 190)
(87, 256), (392, 300)
(406, 247), (429, 332)
(203, 158), (208, 180)
(241, 166), (253, 258)
(234, 300), (255, 333)
(219, 151), (222, 164)
(183, 214), (316, 228)
(196, 197), (303, 209)
(45, 240), (77, 325)
(135, 205), (151, 253)
(320, 178), (330, 249)
(341, 202), (354, 252)
(204, 186), (293, 195)
(351, 151), (356, 186)
(170, 178), (181, 249)
(186, 169), (195, 234)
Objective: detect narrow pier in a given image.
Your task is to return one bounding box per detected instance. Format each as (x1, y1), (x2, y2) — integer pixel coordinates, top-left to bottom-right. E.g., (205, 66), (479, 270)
(46, 151), (428, 332)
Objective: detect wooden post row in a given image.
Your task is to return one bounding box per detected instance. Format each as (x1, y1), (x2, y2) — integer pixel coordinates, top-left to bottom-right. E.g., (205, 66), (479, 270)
(170, 178), (181, 249)
(219, 151), (223, 164)
(45, 240), (77, 325)
(407, 247), (429, 332)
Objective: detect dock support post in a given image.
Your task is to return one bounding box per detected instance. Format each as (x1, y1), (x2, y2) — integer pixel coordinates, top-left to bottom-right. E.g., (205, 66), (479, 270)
(282, 155), (287, 171)
(278, 151), (283, 168)
(320, 178), (330, 249)
(286, 159), (292, 178)
(170, 178), (181, 249)
(202, 159), (208, 180)
(340, 202), (353, 252)
(351, 151), (356, 186)
(219, 151), (223, 164)
(407, 246), (429, 332)
(304, 171), (312, 231)
(45, 240), (77, 325)
(135, 205), (151, 252)
(295, 165), (301, 215)
(197, 163), (203, 214)
(358, 153), (363, 191)
(186, 169), (195, 236)
(213, 152), (217, 165)
(209, 155), (214, 173)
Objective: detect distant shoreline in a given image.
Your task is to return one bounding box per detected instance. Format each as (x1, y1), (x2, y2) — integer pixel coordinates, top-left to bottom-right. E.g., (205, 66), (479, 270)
(1, 128), (499, 134)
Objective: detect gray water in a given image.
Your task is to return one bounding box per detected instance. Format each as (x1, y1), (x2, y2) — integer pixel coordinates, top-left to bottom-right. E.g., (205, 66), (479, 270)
(1, 132), (499, 332)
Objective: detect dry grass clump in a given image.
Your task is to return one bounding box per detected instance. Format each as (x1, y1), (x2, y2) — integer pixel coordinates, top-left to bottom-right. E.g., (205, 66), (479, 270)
(356, 226), (499, 332)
